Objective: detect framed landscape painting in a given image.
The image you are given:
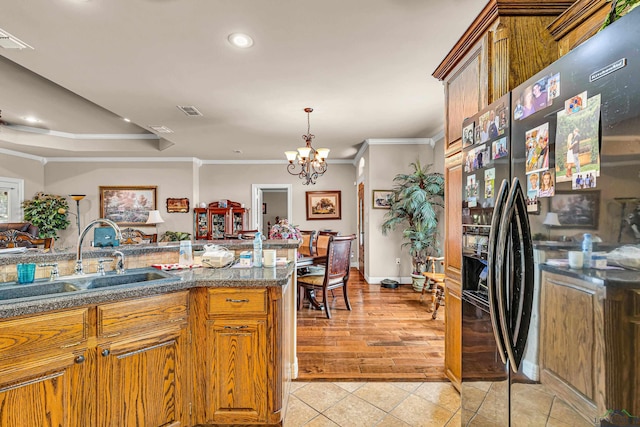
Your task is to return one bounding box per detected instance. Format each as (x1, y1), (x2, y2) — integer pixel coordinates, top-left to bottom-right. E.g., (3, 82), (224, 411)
(306, 191), (341, 220)
(372, 190), (393, 209)
(99, 186), (157, 225)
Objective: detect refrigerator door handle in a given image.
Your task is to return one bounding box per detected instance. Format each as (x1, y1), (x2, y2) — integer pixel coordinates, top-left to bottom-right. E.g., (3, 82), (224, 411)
(496, 178), (534, 373)
(487, 178), (509, 365)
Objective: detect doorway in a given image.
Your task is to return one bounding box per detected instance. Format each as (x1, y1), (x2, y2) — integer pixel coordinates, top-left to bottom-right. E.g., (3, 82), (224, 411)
(251, 184), (293, 233)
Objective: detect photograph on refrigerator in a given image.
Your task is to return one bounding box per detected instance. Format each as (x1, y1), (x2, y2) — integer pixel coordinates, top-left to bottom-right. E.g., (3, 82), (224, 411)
(492, 137), (508, 160)
(538, 170), (555, 197)
(524, 122), (550, 173)
(463, 122), (475, 147)
(484, 168), (495, 201)
(555, 93), (602, 182)
(513, 75), (552, 120)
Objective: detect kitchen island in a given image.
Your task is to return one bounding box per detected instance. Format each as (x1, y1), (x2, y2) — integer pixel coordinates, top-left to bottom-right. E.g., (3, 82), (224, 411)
(0, 240), (299, 426)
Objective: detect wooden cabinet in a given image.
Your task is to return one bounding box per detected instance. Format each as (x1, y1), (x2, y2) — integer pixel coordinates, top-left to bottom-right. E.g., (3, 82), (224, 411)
(96, 292), (189, 427)
(195, 200), (248, 239)
(0, 308), (91, 427)
(548, 0), (610, 57)
(540, 270), (640, 422)
(205, 288), (268, 424)
(444, 277), (462, 391)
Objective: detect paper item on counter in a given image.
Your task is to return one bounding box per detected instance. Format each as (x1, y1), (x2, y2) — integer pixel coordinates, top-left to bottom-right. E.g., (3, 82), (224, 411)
(0, 247), (28, 255)
(545, 259), (569, 267)
(151, 263), (202, 271)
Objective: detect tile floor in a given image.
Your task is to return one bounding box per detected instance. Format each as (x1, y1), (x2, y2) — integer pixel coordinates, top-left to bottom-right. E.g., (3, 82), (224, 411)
(284, 381), (461, 427)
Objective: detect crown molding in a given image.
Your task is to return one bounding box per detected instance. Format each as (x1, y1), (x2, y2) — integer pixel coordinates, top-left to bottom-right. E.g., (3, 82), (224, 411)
(45, 157), (198, 163)
(4, 124), (159, 140)
(0, 147), (47, 164)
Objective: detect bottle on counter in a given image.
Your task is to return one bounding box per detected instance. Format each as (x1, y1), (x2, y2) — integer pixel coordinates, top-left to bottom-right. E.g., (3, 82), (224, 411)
(253, 232), (263, 268)
(582, 233), (592, 269)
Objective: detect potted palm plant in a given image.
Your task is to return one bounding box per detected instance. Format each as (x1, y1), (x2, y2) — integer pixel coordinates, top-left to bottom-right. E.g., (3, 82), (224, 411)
(381, 160), (445, 291)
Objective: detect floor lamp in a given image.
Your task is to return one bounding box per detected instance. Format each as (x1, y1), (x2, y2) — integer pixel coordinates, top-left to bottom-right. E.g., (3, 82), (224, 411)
(69, 194), (86, 236)
(146, 210), (165, 239)
(543, 212), (561, 240)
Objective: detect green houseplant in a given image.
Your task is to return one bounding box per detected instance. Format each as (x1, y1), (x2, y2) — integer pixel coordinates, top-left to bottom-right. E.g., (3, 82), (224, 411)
(21, 192), (71, 240)
(381, 161), (445, 290)
(160, 231), (191, 242)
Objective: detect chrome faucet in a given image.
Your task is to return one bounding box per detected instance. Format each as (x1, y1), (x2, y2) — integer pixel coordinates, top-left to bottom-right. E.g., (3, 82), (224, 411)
(113, 251), (126, 274)
(75, 218), (122, 275)
(39, 262), (59, 281)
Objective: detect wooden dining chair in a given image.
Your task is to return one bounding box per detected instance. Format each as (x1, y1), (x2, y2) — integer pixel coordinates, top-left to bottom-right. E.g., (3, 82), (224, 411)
(314, 230), (339, 256)
(297, 234), (355, 319)
(421, 256), (446, 319)
(298, 230), (317, 256)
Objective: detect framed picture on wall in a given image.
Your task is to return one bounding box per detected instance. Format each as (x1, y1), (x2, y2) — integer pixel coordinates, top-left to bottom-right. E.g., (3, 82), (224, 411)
(166, 198), (189, 213)
(306, 191), (341, 220)
(99, 186), (157, 225)
(372, 190), (393, 209)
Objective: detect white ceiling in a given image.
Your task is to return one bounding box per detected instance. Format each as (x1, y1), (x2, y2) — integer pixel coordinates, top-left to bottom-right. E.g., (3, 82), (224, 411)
(0, 0), (486, 161)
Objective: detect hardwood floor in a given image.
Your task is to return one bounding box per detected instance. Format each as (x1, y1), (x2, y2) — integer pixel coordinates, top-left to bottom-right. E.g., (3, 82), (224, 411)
(296, 269), (446, 381)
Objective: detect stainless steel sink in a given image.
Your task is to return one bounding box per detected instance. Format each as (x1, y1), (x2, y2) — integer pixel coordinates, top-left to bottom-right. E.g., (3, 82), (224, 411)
(0, 267), (181, 302)
(0, 281), (80, 301)
(86, 270), (175, 289)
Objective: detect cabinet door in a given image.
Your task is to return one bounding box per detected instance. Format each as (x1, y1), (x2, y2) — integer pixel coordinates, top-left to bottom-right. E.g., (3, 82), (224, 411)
(445, 153), (463, 279)
(207, 319), (267, 424)
(210, 210), (226, 238)
(97, 329), (187, 427)
(230, 209), (245, 234)
(0, 349), (90, 427)
(194, 208), (209, 240)
(444, 280), (462, 390)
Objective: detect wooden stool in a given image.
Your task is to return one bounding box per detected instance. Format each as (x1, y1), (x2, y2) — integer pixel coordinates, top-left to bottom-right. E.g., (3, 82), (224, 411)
(421, 256), (445, 319)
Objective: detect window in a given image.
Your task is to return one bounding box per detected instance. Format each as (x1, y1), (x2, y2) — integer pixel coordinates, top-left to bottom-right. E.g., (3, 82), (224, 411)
(0, 178), (24, 222)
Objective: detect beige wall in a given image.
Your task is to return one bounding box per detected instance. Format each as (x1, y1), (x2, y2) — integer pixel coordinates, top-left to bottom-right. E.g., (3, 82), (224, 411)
(199, 163), (358, 236)
(364, 142), (442, 283)
(45, 161), (196, 248)
(0, 155), (45, 200)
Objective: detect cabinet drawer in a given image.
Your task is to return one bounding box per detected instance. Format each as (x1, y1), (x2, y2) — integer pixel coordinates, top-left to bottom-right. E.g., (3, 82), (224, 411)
(0, 308), (88, 354)
(98, 291), (188, 338)
(208, 288), (267, 316)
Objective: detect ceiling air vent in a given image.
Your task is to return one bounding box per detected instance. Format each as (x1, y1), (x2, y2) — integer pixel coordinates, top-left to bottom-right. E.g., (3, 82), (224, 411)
(148, 125), (174, 134)
(177, 105), (203, 117)
(0, 28), (34, 49)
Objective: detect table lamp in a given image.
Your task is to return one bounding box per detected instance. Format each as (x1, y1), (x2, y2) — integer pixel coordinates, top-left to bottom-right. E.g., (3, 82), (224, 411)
(146, 210), (165, 237)
(69, 194), (86, 236)
(543, 212), (561, 240)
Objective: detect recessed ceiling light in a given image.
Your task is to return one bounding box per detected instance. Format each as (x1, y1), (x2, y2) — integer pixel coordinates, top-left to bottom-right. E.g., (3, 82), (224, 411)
(123, 117), (131, 122)
(24, 116), (39, 123)
(227, 33), (254, 49)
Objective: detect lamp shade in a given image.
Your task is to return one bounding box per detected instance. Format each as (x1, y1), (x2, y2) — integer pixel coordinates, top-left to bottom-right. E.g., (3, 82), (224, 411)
(543, 212), (561, 226)
(146, 210), (165, 224)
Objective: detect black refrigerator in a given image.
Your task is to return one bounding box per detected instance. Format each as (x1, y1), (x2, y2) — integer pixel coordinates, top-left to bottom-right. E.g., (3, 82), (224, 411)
(461, 7), (640, 426)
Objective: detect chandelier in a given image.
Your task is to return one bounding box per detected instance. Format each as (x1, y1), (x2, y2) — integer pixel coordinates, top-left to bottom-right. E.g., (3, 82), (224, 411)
(285, 108), (329, 185)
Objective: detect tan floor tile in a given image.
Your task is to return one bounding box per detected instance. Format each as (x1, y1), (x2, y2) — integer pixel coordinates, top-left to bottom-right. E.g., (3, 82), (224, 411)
(467, 381), (493, 392)
(293, 383), (350, 413)
(291, 381), (309, 393)
(391, 382), (424, 393)
(376, 414), (412, 427)
(333, 381), (366, 393)
(468, 411), (503, 426)
(284, 395), (321, 427)
(353, 382), (410, 412)
(548, 398), (594, 427)
(305, 414), (340, 427)
(323, 394), (386, 427)
(445, 409), (461, 426)
(461, 384), (487, 413)
(390, 394), (455, 427)
(413, 382), (460, 412)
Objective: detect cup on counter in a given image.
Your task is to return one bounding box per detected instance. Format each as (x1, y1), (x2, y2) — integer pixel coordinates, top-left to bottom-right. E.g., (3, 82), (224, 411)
(263, 249), (277, 268)
(179, 241), (193, 265)
(17, 263), (36, 284)
(568, 251), (583, 269)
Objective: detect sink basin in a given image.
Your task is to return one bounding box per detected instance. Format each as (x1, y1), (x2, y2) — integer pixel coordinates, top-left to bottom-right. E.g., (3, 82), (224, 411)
(0, 267), (181, 302)
(86, 270), (175, 289)
(0, 282), (80, 301)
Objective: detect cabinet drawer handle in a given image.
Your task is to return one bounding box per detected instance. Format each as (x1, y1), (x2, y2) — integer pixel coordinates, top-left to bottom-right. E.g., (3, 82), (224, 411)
(101, 349), (110, 357)
(226, 298), (250, 303)
(61, 341), (82, 349)
(74, 355), (85, 364)
(223, 325), (249, 329)
(102, 332), (121, 338)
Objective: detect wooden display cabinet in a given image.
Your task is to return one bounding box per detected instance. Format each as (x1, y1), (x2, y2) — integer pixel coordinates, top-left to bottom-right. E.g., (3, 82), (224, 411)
(194, 207), (209, 240)
(207, 200), (247, 239)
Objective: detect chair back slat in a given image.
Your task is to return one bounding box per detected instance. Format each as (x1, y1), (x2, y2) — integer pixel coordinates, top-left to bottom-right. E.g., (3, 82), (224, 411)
(325, 235), (355, 284)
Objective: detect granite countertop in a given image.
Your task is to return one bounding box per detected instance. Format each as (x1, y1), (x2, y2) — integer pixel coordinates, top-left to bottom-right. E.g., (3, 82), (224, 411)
(0, 239), (301, 266)
(540, 263), (640, 288)
(0, 263), (296, 319)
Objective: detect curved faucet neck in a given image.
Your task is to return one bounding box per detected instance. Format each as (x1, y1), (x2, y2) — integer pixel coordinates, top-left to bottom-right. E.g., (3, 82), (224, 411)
(75, 218), (123, 275)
